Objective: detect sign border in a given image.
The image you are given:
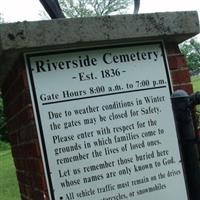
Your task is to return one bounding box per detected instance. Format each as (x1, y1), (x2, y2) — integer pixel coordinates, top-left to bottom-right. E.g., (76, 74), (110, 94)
(24, 41), (188, 200)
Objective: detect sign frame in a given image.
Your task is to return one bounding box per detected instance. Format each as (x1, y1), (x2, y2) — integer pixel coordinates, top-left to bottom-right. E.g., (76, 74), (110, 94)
(25, 41), (189, 200)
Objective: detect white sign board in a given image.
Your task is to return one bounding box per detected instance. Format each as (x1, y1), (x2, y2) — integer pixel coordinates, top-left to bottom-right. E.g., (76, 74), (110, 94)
(25, 42), (189, 200)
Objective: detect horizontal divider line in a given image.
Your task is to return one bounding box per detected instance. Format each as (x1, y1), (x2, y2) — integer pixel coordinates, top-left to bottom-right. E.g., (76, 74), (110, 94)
(42, 85), (167, 105)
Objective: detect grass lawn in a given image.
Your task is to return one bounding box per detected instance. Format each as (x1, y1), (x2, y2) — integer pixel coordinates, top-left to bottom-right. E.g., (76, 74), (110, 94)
(0, 141), (20, 200)
(192, 76), (200, 92)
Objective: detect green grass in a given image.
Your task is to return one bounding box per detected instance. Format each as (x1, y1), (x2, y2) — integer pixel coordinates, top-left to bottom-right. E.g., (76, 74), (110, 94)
(192, 76), (200, 128)
(192, 76), (200, 92)
(0, 140), (10, 152)
(192, 76), (200, 110)
(0, 141), (20, 200)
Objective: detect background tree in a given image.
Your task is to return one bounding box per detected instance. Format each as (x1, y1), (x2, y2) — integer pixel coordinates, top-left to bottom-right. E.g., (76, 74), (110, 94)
(58, 0), (133, 18)
(179, 38), (200, 73)
(0, 14), (6, 140)
(0, 13), (4, 23)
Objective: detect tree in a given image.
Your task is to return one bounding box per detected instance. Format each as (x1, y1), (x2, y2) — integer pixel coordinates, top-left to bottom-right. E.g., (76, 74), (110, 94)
(179, 38), (200, 72)
(0, 13), (4, 23)
(58, 0), (133, 18)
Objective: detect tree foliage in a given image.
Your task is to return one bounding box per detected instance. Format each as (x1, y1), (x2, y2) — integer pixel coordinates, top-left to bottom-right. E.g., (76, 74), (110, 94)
(179, 38), (200, 72)
(0, 13), (4, 23)
(0, 98), (4, 125)
(58, 0), (132, 18)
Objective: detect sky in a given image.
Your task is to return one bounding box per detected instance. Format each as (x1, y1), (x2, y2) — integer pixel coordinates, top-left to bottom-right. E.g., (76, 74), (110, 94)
(0, 0), (200, 39)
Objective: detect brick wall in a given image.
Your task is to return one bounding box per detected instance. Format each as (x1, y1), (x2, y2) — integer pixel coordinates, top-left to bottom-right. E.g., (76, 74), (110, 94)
(167, 43), (200, 138)
(1, 43), (196, 200)
(1, 56), (49, 200)
(166, 43), (193, 94)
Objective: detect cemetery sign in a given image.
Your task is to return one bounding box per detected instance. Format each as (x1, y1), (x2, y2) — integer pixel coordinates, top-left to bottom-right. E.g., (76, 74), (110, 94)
(25, 42), (189, 200)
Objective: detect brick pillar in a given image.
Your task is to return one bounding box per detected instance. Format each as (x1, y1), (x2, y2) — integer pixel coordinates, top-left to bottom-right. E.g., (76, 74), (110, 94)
(1, 56), (49, 200)
(166, 42), (200, 154)
(166, 43), (193, 94)
(0, 42), (197, 200)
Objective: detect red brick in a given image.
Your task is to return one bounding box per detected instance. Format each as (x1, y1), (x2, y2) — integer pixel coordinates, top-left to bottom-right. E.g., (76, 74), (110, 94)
(32, 174), (47, 190)
(165, 42), (180, 54)
(21, 196), (28, 200)
(15, 159), (25, 170)
(5, 91), (31, 119)
(2, 70), (16, 97)
(2, 61), (27, 106)
(20, 106), (34, 125)
(19, 183), (34, 200)
(3, 80), (23, 107)
(9, 131), (19, 146)
(168, 54), (187, 70)
(2, 56), (48, 199)
(7, 115), (19, 132)
(173, 83), (193, 94)
(18, 184), (26, 197)
(19, 70), (29, 89)
(16, 90), (31, 110)
(19, 123), (38, 143)
(23, 185), (32, 199)
(2, 56), (25, 94)
(170, 69), (191, 85)
(21, 194), (30, 200)
(13, 157), (19, 169)
(32, 190), (49, 200)
(33, 141), (42, 157)
(11, 146), (17, 158)
(16, 171), (25, 184)
(28, 159), (45, 174)
(7, 106), (34, 133)
(25, 141), (41, 158)
(11, 146), (22, 158)
(197, 129), (200, 138)
(24, 122), (38, 141)
(34, 159), (45, 174)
